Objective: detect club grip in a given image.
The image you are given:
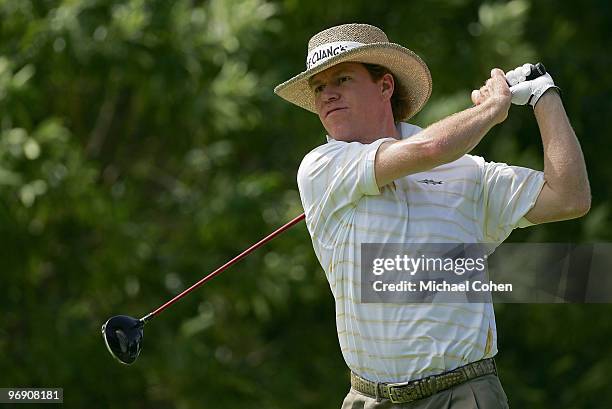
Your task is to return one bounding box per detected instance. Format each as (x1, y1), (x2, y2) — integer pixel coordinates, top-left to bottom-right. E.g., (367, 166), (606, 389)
(526, 62), (546, 80)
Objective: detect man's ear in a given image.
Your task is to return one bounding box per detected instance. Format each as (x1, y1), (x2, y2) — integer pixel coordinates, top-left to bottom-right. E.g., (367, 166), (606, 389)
(381, 73), (395, 100)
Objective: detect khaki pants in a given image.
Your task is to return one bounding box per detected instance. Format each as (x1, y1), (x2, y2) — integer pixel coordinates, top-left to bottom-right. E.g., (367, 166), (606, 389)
(341, 374), (510, 409)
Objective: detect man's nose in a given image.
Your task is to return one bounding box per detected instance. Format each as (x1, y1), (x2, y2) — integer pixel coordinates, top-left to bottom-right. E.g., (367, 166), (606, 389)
(321, 85), (340, 102)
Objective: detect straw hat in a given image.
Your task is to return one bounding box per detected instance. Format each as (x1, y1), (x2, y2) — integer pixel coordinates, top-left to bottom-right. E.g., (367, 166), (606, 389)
(274, 23), (432, 121)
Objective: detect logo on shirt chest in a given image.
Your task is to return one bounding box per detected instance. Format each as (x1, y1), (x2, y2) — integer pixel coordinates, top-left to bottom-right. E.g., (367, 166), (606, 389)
(417, 179), (444, 185)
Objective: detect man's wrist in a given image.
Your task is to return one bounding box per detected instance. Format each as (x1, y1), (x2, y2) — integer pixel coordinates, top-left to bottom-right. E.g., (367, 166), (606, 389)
(534, 87), (562, 115)
(479, 96), (510, 125)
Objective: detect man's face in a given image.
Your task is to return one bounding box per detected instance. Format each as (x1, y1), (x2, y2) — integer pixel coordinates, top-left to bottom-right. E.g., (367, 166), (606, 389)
(309, 62), (391, 142)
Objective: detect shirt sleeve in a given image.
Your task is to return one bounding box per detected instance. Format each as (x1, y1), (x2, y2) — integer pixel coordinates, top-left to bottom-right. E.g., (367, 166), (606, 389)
(297, 138), (392, 244)
(479, 160), (545, 243)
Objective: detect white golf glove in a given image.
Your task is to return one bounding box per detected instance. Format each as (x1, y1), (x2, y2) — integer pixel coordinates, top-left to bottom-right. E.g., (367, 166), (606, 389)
(506, 63), (560, 107)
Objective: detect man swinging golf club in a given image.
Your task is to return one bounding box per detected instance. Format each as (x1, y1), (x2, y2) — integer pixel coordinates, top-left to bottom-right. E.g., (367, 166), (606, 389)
(274, 23), (590, 408)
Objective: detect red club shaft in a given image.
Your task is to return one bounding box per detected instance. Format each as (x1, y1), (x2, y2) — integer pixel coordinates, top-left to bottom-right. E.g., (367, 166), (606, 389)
(141, 213), (306, 322)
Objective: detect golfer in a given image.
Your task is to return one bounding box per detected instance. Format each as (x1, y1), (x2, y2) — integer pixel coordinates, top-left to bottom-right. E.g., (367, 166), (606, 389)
(274, 23), (590, 408)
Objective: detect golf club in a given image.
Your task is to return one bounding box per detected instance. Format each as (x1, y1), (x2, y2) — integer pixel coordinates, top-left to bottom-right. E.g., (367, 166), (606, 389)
(102, 212), (305, 365)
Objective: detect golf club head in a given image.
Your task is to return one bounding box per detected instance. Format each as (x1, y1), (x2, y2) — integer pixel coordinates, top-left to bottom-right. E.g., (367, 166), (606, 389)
(101, 315), (144, 365)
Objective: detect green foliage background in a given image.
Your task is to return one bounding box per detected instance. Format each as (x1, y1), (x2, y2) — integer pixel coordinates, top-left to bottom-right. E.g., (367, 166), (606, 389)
(1, 0), (610, 408)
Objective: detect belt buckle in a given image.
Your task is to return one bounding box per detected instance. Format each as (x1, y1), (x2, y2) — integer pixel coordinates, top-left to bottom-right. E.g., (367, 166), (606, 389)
(386, 381), (414, 404)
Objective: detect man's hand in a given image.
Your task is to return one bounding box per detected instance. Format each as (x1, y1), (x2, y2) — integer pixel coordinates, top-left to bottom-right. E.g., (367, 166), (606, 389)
(471, 68), (512, 124)
(506, 63), (560, 107)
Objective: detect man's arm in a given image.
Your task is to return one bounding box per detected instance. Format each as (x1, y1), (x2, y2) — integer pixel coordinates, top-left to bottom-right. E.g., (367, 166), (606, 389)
(524, 91), (591, 223)
(374, 69), (510, 188)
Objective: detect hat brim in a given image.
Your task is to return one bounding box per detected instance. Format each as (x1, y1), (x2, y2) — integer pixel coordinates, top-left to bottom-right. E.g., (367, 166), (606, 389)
(274, 43), (432, 121)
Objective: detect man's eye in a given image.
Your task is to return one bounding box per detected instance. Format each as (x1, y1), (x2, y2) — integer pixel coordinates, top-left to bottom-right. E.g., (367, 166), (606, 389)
(339, 76), (351, 83)
(314, 84), (324, 94)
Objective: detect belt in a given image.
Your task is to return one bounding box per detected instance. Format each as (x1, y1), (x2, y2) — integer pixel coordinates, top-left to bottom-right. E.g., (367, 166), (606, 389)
(350, 358), (497, 404)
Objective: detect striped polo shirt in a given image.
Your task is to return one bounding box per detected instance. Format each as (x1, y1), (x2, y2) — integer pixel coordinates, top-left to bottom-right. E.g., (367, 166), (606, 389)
(297, 122), (545, 383)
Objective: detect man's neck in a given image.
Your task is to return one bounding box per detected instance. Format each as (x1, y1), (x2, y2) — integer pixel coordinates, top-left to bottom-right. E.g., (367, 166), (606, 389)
(330, 121), (401, 144)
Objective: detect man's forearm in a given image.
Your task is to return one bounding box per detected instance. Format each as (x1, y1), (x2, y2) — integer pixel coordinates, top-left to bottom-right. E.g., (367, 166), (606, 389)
(375, 69), (510, 187)
(534, 90), (591, 210)
(375, 100), (503, 186)
(418, 98), (505, 166)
